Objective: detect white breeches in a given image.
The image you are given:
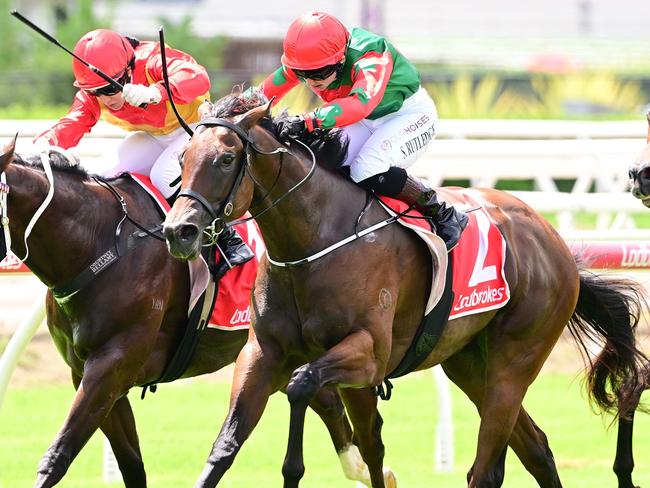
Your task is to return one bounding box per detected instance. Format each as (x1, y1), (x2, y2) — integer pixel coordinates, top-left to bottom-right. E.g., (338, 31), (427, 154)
(341, 87), (438, 182)
(99, 126), (193, 198)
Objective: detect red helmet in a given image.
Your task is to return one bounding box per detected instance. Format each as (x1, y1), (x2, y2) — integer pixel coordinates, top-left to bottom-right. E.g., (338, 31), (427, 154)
(72, 29), (134, 89)
(281, 12), (349, 70)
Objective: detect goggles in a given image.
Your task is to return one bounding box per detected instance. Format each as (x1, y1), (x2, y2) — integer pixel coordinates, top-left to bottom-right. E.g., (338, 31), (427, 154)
(86, 70), (130, 97)
(292, 62), (342, 81)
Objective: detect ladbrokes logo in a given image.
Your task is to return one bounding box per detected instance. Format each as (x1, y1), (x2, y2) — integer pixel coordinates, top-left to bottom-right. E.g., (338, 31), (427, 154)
(453, 285), (506, 312)
(230, 306), (251, 326)
(621, 244), (650, 268)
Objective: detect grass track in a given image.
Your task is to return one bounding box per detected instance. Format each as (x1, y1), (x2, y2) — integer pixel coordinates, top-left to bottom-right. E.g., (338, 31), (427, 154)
(1, 371), (648, 487)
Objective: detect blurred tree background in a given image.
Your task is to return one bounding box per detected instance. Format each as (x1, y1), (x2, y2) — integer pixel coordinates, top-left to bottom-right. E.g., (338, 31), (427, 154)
(0, 0), (648, 119)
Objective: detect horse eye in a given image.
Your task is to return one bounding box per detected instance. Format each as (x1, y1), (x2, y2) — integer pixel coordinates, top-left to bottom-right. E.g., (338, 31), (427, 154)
(210, 152), (236, 167)
(221, 153), (236, 166)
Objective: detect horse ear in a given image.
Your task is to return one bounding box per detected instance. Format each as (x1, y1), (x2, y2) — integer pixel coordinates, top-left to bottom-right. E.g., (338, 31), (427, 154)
(236, 103), (272, 132)
(198, 99), (212, 120)
(0, 133), (18, 173)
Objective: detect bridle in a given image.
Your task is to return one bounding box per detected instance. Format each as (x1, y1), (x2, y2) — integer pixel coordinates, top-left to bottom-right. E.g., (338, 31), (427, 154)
(177, 117), (317, 245)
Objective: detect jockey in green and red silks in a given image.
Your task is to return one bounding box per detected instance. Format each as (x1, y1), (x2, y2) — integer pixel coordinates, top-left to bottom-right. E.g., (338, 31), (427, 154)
(259, 11), (468, 251)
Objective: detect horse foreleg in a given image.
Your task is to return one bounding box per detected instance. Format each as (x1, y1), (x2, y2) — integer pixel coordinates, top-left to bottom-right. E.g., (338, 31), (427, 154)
(306, 387), (369, 481)
(99, 395), (146, 487)
(339, 387), (397, 488)
(282, 363), (320, 488)
(195, 340), (279, 488)
(283, 329), (387, 488)
(35, 351), (141, 488)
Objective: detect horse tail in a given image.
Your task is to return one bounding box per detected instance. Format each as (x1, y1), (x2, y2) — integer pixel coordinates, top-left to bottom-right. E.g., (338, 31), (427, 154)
(567, 266), (649, 417)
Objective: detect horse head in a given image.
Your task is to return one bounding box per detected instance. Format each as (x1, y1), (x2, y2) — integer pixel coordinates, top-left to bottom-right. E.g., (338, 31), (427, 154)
(629, 111), (650, 207)
(163, 92), (276, 260)
(163, 88), (350, 262)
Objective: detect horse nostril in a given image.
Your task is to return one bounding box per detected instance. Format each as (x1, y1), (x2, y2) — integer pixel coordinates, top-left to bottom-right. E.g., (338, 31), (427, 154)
(178, 224), (199, 243)
(640, 167), (650, 182)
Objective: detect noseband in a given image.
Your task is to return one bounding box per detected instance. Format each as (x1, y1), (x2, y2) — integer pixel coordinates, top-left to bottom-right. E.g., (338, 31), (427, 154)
(177, 117), (316, 244)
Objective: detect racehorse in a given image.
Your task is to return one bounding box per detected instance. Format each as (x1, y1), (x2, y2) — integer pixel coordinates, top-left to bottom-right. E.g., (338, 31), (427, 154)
(629, 110), (650, 207)
(0, 137), (368, 488)
(164, 89), (649, 488)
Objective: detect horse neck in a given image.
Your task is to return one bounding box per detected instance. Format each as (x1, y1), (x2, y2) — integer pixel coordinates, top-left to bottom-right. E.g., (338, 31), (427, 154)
(249, 149), (368, 262)
(6, 164), (110, 287)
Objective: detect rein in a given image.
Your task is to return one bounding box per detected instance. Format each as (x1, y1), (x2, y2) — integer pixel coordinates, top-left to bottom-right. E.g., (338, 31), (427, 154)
(0, 147), (76, 264)
(265, 215), (398, 268)
(1, 153), (163, 300)
(94, 176), (164, 248)
(178, 117), (412, 267)
(178, 118), (317, 245)
(51, 177), (164, 301)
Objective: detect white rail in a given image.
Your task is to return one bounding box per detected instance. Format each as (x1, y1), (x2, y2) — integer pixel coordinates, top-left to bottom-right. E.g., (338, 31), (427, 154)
(3, 119), (647, 230)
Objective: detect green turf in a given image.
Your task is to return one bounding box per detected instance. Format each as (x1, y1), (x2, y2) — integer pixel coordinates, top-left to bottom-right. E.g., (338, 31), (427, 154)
(1, 371), (648, 487)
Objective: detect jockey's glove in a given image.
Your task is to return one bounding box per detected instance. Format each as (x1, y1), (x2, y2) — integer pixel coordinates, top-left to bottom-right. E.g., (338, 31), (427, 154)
(122, 83), (163, 107)
(277, 115), (307, 140)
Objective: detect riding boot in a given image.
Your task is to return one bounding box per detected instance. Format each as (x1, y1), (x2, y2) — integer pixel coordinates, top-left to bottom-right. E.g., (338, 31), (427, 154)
(212, 226), (255, 280)
(397, 176), (469, 251)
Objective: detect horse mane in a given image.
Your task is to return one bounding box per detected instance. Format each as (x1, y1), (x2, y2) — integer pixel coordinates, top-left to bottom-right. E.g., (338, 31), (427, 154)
(207, 87), (349, 171)
(14, 151), (91, 179)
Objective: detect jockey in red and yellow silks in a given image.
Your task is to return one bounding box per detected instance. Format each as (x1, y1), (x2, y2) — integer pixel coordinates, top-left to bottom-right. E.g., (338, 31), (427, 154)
(35, 29), (209, 199)
(35, 29), (253, 271)
(259, 12), (467, 250)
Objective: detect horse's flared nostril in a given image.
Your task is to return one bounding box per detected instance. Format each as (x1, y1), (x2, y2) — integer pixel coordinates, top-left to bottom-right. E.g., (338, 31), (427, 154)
(163, 222), (199, 245)
(177, 224), (199, 243)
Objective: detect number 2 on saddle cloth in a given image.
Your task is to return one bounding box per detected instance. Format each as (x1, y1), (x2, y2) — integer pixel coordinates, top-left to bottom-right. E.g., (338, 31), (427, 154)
(377, 194), (510, 391)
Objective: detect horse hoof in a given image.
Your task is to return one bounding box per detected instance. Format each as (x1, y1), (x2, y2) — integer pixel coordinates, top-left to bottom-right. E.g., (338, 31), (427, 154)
(383, 466), (397, 488)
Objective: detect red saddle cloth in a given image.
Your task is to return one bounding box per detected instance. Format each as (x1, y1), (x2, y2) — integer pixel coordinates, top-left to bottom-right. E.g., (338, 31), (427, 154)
(379, 193), (510, 320)
(130, 173), (262, 331)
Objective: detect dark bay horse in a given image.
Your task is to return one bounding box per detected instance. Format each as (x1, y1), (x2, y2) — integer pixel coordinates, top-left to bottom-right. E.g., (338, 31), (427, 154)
(0, 138), (362, 488)
(163, 92), (649, 488)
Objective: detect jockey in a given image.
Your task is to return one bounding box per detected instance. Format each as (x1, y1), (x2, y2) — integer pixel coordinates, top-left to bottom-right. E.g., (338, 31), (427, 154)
(34, 29), (253, 272)
(260, 11), (468, 250)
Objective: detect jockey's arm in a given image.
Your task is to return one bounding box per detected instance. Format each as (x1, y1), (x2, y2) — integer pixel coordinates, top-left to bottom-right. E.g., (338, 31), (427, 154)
(146, 47), (211, 104)
(34, 91), (101, 149)
(259, 66), (300, 105)
(303, 50), (394, 131)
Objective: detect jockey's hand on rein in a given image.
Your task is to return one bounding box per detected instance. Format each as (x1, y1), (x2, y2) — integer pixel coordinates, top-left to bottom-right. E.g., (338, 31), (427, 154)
(278, 115), (307, 140)
(122, 83), (163, 107)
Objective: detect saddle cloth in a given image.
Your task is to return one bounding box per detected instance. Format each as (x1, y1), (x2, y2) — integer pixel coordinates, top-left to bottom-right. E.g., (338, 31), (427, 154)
(379, 192), (510, 320)
(131, 173), (263, 331)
